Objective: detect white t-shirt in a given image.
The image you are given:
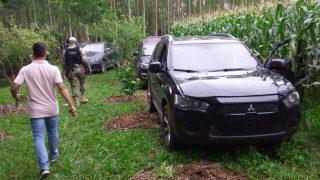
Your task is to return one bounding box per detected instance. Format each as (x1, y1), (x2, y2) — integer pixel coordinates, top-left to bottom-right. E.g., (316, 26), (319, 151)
(13, 60), (63, 118)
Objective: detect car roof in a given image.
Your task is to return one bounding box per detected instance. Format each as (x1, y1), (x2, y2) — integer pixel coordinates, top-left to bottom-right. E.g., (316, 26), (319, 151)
(83, 42), (105, 46)
(172, 36), (240, 45)
(161, 34), (240, 45)
(142, 36), (162, 44)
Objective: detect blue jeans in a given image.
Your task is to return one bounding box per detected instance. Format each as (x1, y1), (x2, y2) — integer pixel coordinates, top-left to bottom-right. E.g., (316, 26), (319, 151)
(30, 116), (59, 171)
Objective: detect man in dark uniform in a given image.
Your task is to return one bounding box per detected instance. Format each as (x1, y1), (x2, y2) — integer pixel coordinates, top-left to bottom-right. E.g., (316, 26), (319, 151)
(63, 37), (91, 106)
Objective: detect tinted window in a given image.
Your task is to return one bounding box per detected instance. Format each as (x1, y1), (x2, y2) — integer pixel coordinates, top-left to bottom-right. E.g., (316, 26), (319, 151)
(159, 45), (167, 68)
(171, 42), (258, 72)
(152, 42), (164, 62)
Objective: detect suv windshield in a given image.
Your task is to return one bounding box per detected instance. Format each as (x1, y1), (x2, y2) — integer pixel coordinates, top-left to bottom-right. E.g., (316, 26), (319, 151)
(142, 44), (156, 56)
(172, 42), (258, 72)
(83, 44), (104, 53)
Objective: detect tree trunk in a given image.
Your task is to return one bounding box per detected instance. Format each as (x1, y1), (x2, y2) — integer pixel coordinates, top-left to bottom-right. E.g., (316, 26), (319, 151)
(189, 0), (192, 18)
(199, 0), (202, 17)
(47, 0), (53, 26)
(85, 24), (89, 42)
(136, 0), (139, 17)
(142, 0), (146, 37)
(167, 0), (170, 33)
(153, 0), (158, 36)
(26, 6), (31, 29)
(128, 0), (131, 19)
(113, 0), (117, 17)
(32, 0), (37, 27)
(68, 7), (72, 37)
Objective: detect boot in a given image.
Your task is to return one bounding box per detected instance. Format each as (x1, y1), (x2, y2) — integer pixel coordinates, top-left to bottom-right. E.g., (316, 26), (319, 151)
(81, 94), (89, 104)
(74, 97), (80, 106)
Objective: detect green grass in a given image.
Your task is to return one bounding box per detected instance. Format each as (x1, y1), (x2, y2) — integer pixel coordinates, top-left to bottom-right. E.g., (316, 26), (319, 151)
(1, 70), (320, 179)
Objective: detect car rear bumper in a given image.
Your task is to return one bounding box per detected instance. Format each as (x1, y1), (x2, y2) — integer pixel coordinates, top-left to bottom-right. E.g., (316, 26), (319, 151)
(172, 103), (300, 144)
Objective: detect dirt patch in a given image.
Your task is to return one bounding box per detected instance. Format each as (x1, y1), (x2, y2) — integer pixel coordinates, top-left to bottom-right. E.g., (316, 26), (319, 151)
(310, 148), (320, 154)
(105, 92), (147, 104)
(176, 162), (248, 180)
(0, 104), (27, 116)
(103, 112), (160, 131)
(131, 162), (248, 180)
(111, 83), (118, 87)
(0, 130), (8, 140)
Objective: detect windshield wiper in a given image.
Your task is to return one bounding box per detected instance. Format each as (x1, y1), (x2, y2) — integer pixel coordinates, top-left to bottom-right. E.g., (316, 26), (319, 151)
(174, 69), (199, 73)
(208, 68), (246, 72)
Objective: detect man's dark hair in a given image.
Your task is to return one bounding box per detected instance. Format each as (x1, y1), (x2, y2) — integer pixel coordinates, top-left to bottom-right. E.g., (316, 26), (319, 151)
(33, 42), (47, 58)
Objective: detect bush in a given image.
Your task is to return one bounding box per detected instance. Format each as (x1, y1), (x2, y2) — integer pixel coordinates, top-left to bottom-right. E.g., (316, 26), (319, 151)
(91, 14), (144, 96)
(90, 14), (144, 63)
(118, 65), (141, 97)
(0, 26), (58, 82)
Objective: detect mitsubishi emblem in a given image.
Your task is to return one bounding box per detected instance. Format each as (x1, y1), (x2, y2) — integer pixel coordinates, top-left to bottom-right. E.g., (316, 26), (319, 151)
(247, 104), (256, 113)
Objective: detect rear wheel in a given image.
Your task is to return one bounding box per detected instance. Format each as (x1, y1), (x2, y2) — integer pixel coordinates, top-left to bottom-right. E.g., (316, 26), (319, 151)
(147, 85), (156, 113)
(100, 61), (107, 73)
(163, 105), (182, 151)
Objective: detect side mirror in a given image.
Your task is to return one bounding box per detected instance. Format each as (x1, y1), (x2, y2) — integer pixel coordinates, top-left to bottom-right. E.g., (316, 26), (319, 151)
(133, 52), (139, 56)
(149, 62), (162, 73)
(266, 59), (289, 71)
(266, 59), (295, 82)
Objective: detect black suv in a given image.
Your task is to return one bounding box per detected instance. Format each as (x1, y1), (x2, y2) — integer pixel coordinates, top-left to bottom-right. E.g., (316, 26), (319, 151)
(147, 34), (301, 150)
(134, 36), (161, 88)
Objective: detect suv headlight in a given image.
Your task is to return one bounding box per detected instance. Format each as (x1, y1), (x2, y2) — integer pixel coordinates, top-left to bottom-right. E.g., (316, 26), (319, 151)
(283, 91), (300, 108)
(174, 94), (209, 112)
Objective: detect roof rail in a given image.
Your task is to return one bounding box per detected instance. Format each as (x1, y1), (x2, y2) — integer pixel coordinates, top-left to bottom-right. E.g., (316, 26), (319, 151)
(162, 34), (173, 41)
(208, 33), (236, 39)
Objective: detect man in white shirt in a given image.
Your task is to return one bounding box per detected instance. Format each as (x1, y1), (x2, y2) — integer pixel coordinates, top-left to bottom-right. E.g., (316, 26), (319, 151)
(11, 42), (77, 179)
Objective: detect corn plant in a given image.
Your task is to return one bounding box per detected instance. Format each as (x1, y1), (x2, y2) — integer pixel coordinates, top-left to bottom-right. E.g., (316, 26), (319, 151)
(171, 0), (320, 94)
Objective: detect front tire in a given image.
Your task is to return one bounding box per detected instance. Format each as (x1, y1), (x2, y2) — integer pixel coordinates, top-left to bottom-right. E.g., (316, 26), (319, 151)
(163, 105), (182, 151)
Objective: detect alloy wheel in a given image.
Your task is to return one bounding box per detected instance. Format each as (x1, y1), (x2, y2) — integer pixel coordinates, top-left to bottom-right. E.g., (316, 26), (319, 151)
(163, 115), (171, 146)
(101, 62), (106, 72)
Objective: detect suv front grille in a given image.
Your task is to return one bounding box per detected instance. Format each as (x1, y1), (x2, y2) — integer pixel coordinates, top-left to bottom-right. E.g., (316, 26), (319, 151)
(219, 103), (279, 115)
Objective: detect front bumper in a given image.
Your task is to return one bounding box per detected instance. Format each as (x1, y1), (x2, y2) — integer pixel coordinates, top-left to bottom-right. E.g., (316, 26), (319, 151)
(90, 63), (102, 72)
(172, 102), (300, 144)
(137, 65), (149, 84)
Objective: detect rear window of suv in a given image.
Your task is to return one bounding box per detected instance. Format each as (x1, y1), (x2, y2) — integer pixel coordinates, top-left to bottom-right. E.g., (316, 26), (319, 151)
(171, 42), (258, 72)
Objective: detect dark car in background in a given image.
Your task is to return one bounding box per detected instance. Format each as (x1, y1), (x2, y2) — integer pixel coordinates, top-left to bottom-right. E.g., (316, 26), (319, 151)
(134, 36), (161, 88)
(82, 42), (117, 73)
(147, 35), (301, 150)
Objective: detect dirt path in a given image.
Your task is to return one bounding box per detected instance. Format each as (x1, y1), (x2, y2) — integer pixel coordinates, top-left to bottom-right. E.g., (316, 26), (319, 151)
(0, 104), (27, 116)
(103, 112), (160, 131)
(0, 130), (8, 140)
(131, 162), (248, 180)
(105, 93), (147, 104)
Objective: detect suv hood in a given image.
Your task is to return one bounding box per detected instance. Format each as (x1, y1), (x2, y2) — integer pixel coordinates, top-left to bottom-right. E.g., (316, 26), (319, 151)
(86, 51), (104, 59)
(171, 69), (294, 97)
(86, 51), (104, 64)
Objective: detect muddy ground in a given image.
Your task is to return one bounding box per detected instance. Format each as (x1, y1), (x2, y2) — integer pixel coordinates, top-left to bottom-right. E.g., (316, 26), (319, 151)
(0, 104), (27, 116)
(103, 112), (160, 131)
(131, 162), (248, 180)
(0, 129), (8, 140)
(105, 93), (147, 104)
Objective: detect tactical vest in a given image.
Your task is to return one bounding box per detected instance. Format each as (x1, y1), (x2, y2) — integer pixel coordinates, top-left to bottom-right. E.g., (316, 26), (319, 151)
(65, 46), (82, 69)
